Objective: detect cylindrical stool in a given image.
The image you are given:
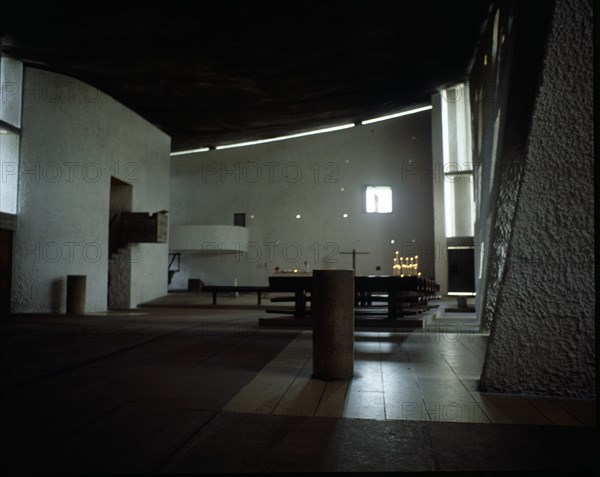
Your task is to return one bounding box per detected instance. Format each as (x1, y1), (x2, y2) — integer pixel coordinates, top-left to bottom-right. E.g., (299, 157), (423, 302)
(66, 275), (86, 314)
(312, 269), (354, 380)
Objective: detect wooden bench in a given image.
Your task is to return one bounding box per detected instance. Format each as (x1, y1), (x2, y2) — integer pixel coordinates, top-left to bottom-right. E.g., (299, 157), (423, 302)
(201, 285), (270, 305)
(354, 275), (439, 317)
(268, 275), (312, 316)
(267, 274), (439, 318)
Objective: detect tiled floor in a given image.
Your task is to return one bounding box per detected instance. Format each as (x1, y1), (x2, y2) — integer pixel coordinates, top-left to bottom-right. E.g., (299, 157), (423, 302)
(223, 330), (596, 426)
(214, 293), (595, 426)
(1, 303), (596, 472)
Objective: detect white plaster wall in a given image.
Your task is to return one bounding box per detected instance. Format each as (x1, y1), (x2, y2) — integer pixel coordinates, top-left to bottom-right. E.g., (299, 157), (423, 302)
(170, 112), (435, 288)
(481, 0), (595, 397)
(13, 68), (170, 313)
(170, 225), (249, 252)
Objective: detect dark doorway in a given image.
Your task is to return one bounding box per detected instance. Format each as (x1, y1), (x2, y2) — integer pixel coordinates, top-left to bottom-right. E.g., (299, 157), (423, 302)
(109, 177), (133, 256)
(447, 245), (476, 311)
(0, 229), (13, 314)
(448, 247), (475, 293)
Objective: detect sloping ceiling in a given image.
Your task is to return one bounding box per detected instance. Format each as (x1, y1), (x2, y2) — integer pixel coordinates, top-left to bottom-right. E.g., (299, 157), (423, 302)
(1, 1), (492, 151)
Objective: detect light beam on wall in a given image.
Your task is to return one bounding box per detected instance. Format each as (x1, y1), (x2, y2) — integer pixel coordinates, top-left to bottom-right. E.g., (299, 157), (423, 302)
(361, 105), (432, 125)
(170, 105), (431, 156)
(215, 123), (356, 150)
(170, 147), (211, 156)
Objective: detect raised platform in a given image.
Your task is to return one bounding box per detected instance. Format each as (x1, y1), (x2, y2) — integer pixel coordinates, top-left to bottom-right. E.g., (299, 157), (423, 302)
(258, 315), (427, 329)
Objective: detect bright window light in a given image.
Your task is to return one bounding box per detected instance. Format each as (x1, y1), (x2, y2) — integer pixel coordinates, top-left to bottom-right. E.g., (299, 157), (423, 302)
(441, 83), (475, 238)
(0, 131), (20, 214)
(361, 105), (432, 125)
(365, 186), (393, 213)
(0, 54), (24, 128)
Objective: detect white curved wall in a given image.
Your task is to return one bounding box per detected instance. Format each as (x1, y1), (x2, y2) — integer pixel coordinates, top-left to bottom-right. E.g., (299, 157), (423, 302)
(12, 67), (171, 313)
(169, 111), (435, 288)
(170, 225), (249, 252)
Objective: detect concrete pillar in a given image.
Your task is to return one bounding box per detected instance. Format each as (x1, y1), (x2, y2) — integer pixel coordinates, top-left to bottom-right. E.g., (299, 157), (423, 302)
(66, 275), (86, 314)
(312, 269), (354, 380)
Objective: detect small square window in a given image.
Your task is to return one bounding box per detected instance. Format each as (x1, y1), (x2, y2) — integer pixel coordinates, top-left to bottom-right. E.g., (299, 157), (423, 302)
(365, 186), (393, 213)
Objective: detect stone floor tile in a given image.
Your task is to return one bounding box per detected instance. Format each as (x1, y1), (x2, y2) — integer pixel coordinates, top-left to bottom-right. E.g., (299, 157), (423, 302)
(21, 406), (215, 474)
(342, 390), (386, 420)
(426, 421), (575, 471)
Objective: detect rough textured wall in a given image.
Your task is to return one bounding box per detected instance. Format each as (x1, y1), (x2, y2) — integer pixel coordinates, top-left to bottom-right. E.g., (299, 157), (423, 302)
(108, 246), (132, 309)
(169, 112), (434, 287)
(481, 0), (594, 397)
(474, 2), (556, 334)
(479, 147), (524, 332)
(13, 68), (170, 313)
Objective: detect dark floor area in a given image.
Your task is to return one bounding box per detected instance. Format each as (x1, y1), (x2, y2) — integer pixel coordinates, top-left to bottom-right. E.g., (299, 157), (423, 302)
(1, 308), (597, 473)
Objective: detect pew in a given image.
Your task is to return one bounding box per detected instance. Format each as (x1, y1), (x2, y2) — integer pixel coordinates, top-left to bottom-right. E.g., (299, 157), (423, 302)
(267, 274), (439, 319)
(268, 275), (312, 316)
(201, 285), (270, 305)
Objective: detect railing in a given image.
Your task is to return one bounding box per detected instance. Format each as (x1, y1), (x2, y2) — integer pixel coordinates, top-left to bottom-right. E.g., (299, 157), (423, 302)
(168, 253), (181, 285)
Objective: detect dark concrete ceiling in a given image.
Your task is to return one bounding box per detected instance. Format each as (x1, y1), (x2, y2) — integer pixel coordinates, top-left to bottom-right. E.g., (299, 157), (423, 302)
(1, 1), (492, 152)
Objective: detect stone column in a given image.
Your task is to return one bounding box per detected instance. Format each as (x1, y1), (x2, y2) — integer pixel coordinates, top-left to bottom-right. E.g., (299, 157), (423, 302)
(312, 269), (354, 380)
(66, 275), (86, 314)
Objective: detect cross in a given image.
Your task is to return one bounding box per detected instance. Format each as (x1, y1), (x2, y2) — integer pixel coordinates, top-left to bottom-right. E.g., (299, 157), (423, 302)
(340, 248), (370, 271)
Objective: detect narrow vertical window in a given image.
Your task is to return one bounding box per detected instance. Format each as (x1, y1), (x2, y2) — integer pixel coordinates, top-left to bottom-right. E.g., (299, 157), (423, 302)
(441, 83), (475, 237)
(0, 54), (24, 215)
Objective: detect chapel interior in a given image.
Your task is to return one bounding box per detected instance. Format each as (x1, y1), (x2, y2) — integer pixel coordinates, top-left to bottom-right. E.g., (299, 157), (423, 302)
(0, 0), (596, 473)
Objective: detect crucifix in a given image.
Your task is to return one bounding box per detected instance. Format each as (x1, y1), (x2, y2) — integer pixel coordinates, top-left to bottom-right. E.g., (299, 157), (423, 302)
(340, 248), (369, 271)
